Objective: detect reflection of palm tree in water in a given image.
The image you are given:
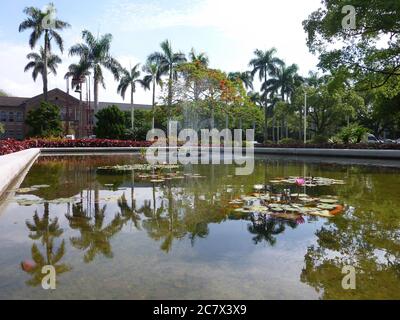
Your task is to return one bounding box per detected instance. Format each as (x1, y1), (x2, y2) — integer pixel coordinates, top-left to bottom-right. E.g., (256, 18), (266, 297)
(247, 216), (298, 246)
(23, 202), (71, 287)
(66, 203), (123, 263)
(118, 193), (141, 230)
(141, 182), (186, 253)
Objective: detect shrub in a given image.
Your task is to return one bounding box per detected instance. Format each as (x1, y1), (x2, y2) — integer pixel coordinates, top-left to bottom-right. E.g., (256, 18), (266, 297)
(336, 124), (369, 144)
(279, 138), (300, 145)
(311, 135), (329, 144)
(25, 101), (63, 138)
(95, 105), (127, 140)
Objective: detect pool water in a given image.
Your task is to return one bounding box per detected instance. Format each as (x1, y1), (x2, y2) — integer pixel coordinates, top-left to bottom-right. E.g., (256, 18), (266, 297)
(0, 154), (399, 300)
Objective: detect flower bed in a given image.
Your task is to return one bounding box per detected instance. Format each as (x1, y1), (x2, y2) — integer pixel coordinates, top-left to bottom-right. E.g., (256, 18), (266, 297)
(0, 139), (152, 156)
(1, 139), (400, 156)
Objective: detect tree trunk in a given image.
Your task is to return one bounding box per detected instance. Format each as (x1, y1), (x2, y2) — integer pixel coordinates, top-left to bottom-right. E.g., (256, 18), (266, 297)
(93, 77), (98, 127)
(152, 78), (156, 130)
(264, 74), (268, 143)
(43, 31), (49, 101)
(168, 66), (173, 135)
(131, 86), (134, 131)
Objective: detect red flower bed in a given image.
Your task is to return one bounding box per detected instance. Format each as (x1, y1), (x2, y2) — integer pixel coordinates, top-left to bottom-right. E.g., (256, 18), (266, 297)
(2, 139), (400, 156)
(0, 139), (152, 156)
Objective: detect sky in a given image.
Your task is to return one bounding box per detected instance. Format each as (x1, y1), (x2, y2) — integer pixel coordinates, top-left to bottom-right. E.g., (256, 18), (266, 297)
(0, 0), (322, 105)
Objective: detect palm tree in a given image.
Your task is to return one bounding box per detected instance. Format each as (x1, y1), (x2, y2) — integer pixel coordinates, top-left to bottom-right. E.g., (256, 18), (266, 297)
(117, 63), (145, 130)
(148, 40), (186, 127)
(19, 3), (70, 100)
(142, 60), (163, 130)
(64, 60), (91, 137)
(249, 48), (283, 141)
(228, 71), (254, 90)
(189, 48), (209, 66)
(69, 30), (122, 120)
(267, 63), (302, 102)
(266, 63), (303, 139)
(64, 60), (91, 91)
(24, 47), (61, 84)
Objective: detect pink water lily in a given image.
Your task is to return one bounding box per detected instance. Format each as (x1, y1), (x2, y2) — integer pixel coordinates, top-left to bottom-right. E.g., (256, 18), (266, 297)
(296, 178), (306, 186)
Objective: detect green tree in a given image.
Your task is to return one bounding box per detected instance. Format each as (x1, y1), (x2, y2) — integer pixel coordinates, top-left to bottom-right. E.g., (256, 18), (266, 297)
(303, 0), (400, 92)
(148, 39), (187, 122)
(0, 89), (8, 96)
(94, 105), (126, 139)
(142, 60), (164, 129)
(188, 48), (209, 67)
(25, 101), (63, 137)
(124, 109), (152, 141)
(19, 3), (70, 101)
(69, 30), (121, 117)
(24, 47), (61, 84)
(0, 122), (4, 136)
(228, 71), (254, 90)
(117, 64), (146, 130)
(249, 48), (283, 141)
(64, 60), (91, 91)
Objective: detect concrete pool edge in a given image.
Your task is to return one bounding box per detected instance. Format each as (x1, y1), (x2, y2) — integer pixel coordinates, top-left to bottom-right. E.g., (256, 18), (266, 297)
(40, 146), (400, 160)
(0, 148), (40, 198)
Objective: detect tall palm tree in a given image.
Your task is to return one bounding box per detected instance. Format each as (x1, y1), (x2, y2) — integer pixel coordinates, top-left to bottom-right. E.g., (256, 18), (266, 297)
(249, 48), (283, 141)
(117, 63), (145, 130)
(19, 3), (70, 100)
(64, 60), (91, 137)
(142, 60), (163, 130)
(69, 30), (121, 120)
(24, 47), (61, 83)
(228, 71), (254, 90)
(266, 63), (302, 102)
(266, 63), (303, 139)
(148, 40), (186, 125)
(189, 48), (209, 66)
(64, 60), (91, 91)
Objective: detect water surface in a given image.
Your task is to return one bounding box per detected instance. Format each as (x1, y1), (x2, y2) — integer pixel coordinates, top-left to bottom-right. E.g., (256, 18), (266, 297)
(0, 154), (399, 300)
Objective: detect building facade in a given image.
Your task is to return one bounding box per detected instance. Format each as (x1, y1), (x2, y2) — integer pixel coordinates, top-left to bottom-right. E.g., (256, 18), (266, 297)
(0, 88), (151, 140)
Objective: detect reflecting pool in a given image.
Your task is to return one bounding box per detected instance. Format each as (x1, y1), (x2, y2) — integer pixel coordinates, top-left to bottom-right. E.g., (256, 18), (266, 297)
(0, 154), (399, 299)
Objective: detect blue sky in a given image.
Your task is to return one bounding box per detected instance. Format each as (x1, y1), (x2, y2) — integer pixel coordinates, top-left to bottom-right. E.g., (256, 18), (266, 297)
(0, 0), (321, 104)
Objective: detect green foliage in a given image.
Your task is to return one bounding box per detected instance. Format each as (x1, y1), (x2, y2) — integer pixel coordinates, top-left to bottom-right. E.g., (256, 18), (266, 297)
(335, 124), (369, 144)
(25, 101), (63, 138)
(303, 0), (400, 92)
(311, 135), (329, 144)
(124, 109), (152, 141)
(0, 89), (8, 97)
(279, 138), (299, 145)
(94, 105), (126, 140)
(0, 122), (5, 135)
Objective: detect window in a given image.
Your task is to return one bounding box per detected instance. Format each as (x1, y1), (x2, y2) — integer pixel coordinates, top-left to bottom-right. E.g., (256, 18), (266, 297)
(16, 112), (23, 122)
(0, 111), (6, 122)
(8, 112), (14, 122)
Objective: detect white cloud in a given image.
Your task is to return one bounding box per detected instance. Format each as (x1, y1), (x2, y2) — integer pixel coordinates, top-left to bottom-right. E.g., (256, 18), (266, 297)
(105, 0), (321, 75)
